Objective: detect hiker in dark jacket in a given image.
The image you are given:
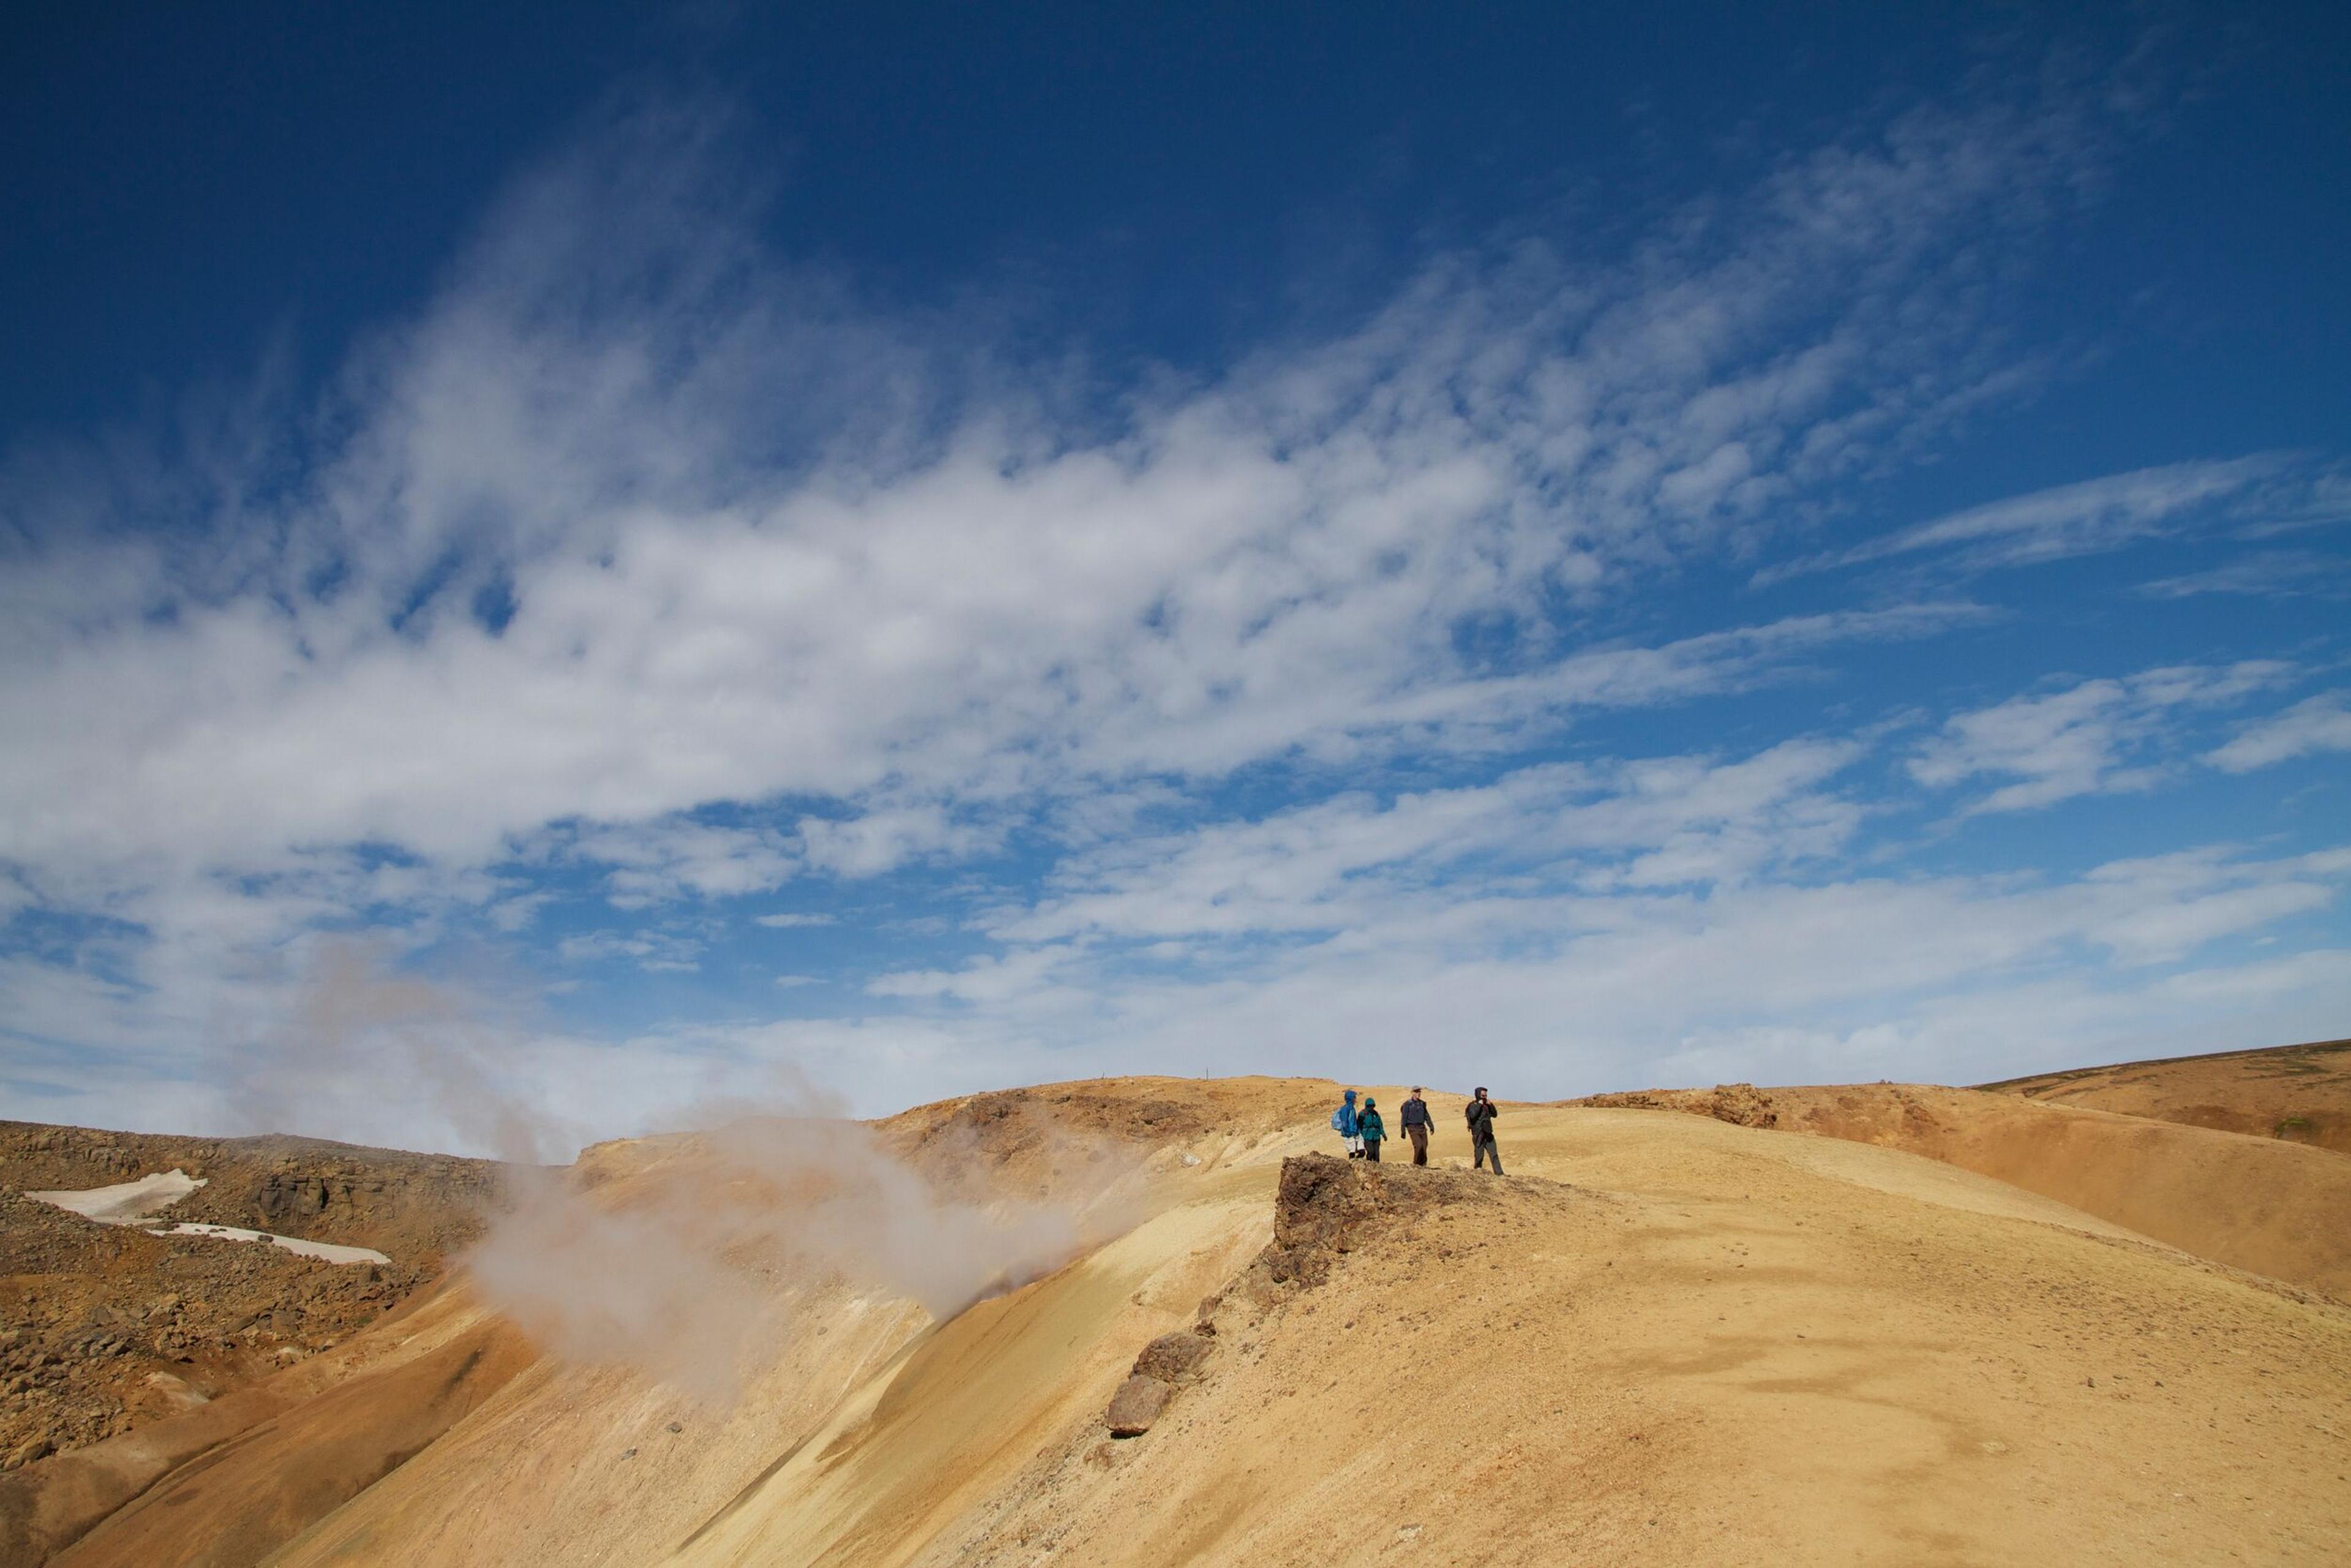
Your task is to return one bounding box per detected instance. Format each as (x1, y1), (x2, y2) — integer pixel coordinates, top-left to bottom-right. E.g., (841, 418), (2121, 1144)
(1465, 1087), (1502, 1174)
(1399, 1087), (1433, 1165)
(1357, 1097), (1388, 1163)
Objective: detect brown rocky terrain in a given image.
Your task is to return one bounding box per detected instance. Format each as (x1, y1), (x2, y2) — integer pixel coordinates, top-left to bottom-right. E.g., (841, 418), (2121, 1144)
(1979, 1037), (2351, 1154)
(0, 1123), (504, 1266)
(0, 1122), (503, 1486)
(0, 1191), (427, 1468)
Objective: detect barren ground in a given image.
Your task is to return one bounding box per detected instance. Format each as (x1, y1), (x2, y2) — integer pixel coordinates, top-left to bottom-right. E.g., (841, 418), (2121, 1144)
(0, 1123), (498, 1490)
(1979, 1037), (2351, 1154)
(4, 1063), (2347, 1567)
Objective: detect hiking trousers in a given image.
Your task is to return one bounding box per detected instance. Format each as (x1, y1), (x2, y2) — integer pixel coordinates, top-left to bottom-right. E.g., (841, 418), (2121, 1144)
(1472, 1131), (1502, 1174)
(1363, 1139), (1382, 1163)
(1407, 1125), (1428, 1165)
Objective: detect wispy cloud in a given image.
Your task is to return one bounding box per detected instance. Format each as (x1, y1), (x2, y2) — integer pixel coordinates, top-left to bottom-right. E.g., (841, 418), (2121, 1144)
(1757, 457), (2303, 584)
(555, 928), (705, 972)
(1910, 662), (2295, 812)
(0, 91), (2101, 901)
(2135, 549), (2351, 601)
(2207, 691), (2351, 773)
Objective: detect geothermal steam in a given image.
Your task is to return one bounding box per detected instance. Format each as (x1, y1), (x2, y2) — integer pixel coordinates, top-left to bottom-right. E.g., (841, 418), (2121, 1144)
(468, 1107), (1138, 1400)
(234, 942), (1139, 1398)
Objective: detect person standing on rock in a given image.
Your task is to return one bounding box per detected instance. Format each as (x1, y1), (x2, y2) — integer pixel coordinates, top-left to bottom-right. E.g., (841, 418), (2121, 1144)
(1357, 1096), (1387, 1163)
(1332, 1088), (1363, 1158)
(1400, 1087), (1433, 1165)
(1466, 1087), (1503, 1174)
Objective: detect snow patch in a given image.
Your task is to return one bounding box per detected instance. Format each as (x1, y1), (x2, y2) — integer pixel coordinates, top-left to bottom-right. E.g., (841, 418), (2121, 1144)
(26, 1168), (205, 1224)
(145, 1223), (390, 1266)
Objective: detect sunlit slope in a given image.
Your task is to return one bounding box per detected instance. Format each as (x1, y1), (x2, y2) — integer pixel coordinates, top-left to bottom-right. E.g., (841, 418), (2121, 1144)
(1574, 1081), (2351, 1298)
(258, 1077), (1336, 1568)
(1982, 1038), (2351, 1155)
(261, 1284), (929, 1568)
(47, 1288), (530, 1568)
(0, 1280), (522, 1568)
(667, 1105), (2351, 1568)
(667, 1153), (1300, 1568)
(23, 1076), (2349, 1567)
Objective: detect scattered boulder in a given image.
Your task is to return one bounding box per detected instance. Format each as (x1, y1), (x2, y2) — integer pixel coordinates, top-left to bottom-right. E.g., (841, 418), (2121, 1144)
(1131, 1330), (1213, 1384)
(1104, 1375), (1171, 1437)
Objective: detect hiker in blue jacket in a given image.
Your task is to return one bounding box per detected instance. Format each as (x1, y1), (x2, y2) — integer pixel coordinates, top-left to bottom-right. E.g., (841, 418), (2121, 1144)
(1331, 1087), (1363, 1157)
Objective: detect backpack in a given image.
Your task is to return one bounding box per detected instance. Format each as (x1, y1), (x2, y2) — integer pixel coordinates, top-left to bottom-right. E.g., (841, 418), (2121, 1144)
(1330, 1107), (1346, 1131)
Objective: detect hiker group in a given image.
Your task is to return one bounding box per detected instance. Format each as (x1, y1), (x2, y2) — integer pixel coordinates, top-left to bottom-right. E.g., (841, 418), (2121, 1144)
(1330, 1086), (1504, 1174)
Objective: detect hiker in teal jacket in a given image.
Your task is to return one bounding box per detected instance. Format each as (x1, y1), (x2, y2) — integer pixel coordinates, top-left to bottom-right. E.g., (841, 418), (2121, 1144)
(1332, 1087), (1363, 1157)
(1357, 1097), (1388, 1163)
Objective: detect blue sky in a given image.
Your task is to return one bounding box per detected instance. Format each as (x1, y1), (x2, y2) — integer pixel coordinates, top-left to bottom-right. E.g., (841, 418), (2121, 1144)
(2, 4), (2348, 1155)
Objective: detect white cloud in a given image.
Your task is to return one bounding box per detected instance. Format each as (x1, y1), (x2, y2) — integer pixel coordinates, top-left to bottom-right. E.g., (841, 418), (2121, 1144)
(2135, 549), (2351, 601)
(797, 806), (996, 879)
(1910, 661), (2293, 812)
(1758, 456), (2304, 582)
(989, 738), (1866, 949)
(0, 93), (2088, 909)
(554, 818), (799, 907)
(843, 838), (2351, 1114)
(2207, 691), (2351, 773)
(754, 912), (837, 928)
(555, 928), (705, 972)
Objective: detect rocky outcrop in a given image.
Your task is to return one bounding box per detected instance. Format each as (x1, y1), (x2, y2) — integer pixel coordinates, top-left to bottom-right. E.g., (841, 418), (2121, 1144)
(1251, 1153), (1498, 1289)
(1572, 1082), (1780, 1127)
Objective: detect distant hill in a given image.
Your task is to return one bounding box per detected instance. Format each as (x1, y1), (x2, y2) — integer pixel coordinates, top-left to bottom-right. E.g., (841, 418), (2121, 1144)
(0, 1120), (503, 1487)
(1978, 1037), (2351, 1155)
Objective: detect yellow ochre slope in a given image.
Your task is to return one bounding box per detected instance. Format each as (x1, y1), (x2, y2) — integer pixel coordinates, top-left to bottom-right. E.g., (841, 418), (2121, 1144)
(9, 1070), (2348, 1568)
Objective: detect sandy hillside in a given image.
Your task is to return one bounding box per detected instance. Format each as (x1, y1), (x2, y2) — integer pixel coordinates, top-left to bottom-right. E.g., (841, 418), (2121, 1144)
(1566, 1080), (2351, 1299)
(1979, 1038), (2351, 1155)
(7, 1075), (2349, 1567)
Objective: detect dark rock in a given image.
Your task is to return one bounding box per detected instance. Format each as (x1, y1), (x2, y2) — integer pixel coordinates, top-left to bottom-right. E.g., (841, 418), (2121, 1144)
(1104, 1374), (1171, 1436)
(1131, 1330), (1213, 1384)
(1252, 1154), (1500, 1292)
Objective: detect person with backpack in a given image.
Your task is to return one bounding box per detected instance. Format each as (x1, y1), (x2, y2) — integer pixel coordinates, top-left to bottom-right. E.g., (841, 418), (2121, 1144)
(1465, 1086), (1502, 1174)
(1331, 1088), (1363, 1157)
(1398, 1086), (1433, 1165)
(1357, 1096), (1388, 1163)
